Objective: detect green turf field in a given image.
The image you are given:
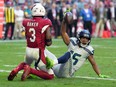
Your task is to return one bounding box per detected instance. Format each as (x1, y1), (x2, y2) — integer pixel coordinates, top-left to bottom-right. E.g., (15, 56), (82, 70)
(0, 38), (116, 87)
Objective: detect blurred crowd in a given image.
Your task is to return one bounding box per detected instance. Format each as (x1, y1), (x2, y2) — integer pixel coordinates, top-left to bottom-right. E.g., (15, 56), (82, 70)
(3, 0), (116, 40)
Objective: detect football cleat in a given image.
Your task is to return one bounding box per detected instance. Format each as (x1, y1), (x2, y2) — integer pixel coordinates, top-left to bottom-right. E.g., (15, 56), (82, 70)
(8, 69), (18, 81)
(46, 57), (54, 69)
(21, 65), (30, 81)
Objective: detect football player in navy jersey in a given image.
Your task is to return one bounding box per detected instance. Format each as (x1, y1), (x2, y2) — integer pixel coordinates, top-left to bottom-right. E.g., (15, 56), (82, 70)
(47, 19), (109, 78)
(8, 3), (58, 81)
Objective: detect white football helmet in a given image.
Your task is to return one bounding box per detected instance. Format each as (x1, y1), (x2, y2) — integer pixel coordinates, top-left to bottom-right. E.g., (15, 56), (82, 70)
(31, 3), (46, 16)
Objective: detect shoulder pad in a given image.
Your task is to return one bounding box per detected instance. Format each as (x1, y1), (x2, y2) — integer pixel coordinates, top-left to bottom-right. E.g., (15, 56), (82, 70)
(84, 46), (94, 55)
(70, 37), (79, 46)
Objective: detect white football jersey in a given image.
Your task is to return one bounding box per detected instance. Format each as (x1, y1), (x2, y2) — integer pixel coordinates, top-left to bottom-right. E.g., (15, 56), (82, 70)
(68, 37), (94, 76)
(53, 37), (94, 78)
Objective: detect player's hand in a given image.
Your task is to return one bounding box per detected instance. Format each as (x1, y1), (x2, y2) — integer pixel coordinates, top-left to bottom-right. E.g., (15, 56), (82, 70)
(63, 11), (73, 25)
(99, 74), (110, 78)
(64, 9), (71, 15)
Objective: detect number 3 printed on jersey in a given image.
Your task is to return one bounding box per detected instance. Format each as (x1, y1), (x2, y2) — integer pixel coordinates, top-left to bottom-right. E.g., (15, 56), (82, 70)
(29, 28), (36, 42)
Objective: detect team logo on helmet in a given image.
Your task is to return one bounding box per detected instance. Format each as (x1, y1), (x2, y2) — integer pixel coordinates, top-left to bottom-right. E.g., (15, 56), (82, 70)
(31, 3), (46, 16)
(78, 30), (91, 47)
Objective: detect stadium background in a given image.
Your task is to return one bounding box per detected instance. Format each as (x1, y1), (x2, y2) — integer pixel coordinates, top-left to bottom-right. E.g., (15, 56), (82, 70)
(1, 0), (116, 40)
(0, 0), (4, 39)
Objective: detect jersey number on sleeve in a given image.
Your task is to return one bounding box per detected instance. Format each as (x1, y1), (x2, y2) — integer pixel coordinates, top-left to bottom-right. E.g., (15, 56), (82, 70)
(29, 28), (36, 42)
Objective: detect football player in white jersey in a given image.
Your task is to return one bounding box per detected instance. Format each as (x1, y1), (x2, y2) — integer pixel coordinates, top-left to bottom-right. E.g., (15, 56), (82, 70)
(47, 19), (109, 78)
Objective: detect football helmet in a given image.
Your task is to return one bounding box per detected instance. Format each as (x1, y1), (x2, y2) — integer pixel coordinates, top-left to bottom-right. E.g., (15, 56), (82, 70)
(31, 3), (46, 16)
(78, 30), (91, 47)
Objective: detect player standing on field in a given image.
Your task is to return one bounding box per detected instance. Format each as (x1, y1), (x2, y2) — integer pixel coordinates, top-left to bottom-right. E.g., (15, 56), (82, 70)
(8, 3), (58, 81)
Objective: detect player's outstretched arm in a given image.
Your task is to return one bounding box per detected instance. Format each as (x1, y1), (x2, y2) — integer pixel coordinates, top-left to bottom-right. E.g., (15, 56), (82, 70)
(88, 55), (109, 78)
(61, 20), (70, 46)
(61, 11), (73, 45)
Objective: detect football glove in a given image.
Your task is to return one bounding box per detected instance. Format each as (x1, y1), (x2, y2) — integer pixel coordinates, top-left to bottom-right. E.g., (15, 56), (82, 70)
(99, 74), (110, 78)
(46, 57), (54, 69)
(64, 9), (71, 15)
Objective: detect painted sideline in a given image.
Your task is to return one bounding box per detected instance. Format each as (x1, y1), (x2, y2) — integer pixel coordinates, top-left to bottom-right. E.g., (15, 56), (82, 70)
(0, 69), (116, 81)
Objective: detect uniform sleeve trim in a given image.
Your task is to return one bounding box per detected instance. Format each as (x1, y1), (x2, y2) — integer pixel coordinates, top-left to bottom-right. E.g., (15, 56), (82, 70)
(83, 47), (94, 55)
(70, 38), (78, 46)
(41, 25), (49, 33)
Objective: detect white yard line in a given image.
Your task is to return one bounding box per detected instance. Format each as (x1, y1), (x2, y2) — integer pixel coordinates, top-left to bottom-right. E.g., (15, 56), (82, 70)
(0, 69), (116, 81)
(0, 70), (11, 73)
(0, 69), (22, 73)
(3, 65), (17, 67)
(0, 39), (62, 43)
(74, 76), (116, 81)
(0, 40), (116, 49)
(0, 40), (26, 43)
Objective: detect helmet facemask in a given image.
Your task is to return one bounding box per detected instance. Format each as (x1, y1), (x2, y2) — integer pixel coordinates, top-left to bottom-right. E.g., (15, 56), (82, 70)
(77, 30), (91, 47)
(79, 38), (91, 47)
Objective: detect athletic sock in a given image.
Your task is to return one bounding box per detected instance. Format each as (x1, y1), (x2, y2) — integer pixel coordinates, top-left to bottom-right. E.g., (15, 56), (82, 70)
(15, 62), (26, 71)
(30, 68), (54, 80)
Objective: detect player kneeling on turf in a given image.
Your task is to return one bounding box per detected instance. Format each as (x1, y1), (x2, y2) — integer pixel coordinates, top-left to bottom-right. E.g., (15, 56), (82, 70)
(7, 3), (58, 81)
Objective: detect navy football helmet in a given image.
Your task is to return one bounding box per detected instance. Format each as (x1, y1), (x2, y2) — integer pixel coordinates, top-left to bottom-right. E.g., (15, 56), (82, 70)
(78, 30), (91, 47)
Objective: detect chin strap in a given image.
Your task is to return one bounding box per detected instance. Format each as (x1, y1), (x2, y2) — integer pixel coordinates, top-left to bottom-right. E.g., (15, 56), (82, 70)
(80, 43), (88, 47)
(79, 39), (90, 48)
